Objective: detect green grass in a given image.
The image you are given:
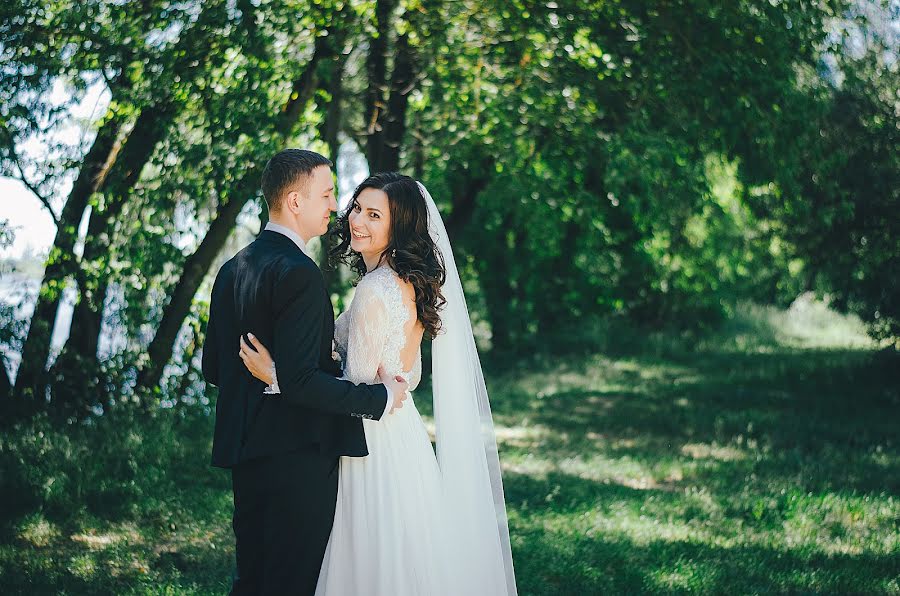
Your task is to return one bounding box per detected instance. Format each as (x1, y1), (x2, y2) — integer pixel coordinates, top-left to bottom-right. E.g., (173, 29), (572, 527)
(2, 299), (898, 594)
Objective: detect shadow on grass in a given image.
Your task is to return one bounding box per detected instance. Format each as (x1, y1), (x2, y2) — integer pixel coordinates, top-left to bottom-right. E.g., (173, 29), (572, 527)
(1, 316), (897, 594)
(491, 345), (899, 485)
(504, 470), (900, 595)
(513, 517), (900, 595)
(475, 337), (899, 594)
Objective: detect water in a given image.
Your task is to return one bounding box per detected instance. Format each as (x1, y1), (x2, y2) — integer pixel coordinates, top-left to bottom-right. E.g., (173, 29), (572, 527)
(1, 271), (86, 382)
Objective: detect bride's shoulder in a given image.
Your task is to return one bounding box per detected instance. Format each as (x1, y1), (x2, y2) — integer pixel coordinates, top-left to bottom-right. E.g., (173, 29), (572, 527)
(359, 266), (399, 289)
(354, 267), (409, 307)
(390, 271), (416, 302)
(353, 267), (393, 302)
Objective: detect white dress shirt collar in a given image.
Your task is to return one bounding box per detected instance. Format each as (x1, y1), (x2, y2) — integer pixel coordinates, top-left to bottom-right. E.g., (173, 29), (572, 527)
(264, 221), (308, 256)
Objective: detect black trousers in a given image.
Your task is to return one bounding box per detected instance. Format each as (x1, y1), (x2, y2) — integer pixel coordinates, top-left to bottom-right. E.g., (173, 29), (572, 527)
(230, 449), (340, 596)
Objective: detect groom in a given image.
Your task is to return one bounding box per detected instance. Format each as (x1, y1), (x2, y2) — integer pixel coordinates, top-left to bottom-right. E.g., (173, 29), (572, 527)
(202, 149), (409, 595)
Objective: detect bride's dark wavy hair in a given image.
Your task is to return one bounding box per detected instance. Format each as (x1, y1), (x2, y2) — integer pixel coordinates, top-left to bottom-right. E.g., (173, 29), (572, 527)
(331, 172), (447, 339)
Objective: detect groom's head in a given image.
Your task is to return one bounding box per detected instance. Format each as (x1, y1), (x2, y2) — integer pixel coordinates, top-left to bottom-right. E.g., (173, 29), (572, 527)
(261, 149), (336, 242)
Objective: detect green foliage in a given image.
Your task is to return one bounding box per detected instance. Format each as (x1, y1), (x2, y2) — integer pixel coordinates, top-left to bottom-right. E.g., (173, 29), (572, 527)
(1, 303), (897, 594)
(0, 408), (231, 593)
(2, 0), (897, 416)
(748, 44), (899, 342)
(407, 0), (877, 347)
(0, 407), (216, 521)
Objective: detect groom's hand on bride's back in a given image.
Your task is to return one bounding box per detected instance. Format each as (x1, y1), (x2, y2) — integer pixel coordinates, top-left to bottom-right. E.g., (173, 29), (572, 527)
(378, 365), (409, 414)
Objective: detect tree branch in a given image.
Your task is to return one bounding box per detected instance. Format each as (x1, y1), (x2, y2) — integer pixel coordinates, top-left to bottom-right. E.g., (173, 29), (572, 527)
(7, 143), (59, 226)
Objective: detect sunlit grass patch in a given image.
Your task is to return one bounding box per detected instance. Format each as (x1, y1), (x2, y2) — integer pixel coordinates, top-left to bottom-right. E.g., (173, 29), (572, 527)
(712, 296), (878, 351)
(66, 552), (97, 580)
(680, 441), (747, 462)
(647, 555), (714, 592)
(780, 491), (900, 556)
(1, 299), (897, 594)
(71, 530), (125, 550)
(490, 299), (898, 593)
(17, 513), (59, 547)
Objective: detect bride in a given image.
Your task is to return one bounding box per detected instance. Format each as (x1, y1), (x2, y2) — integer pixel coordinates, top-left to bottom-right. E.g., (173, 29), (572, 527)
(239, 173), (517, 595)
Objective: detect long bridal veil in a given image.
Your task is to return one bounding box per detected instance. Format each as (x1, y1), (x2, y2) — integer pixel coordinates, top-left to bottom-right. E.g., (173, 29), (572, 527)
(418, 181), (517, 596)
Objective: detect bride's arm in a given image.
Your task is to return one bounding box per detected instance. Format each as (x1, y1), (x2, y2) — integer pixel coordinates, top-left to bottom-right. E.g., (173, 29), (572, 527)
(239, 282), (396, 403)
(342, 282), (389, 385)
(333, 310), (349, 363)
(240, 309), (351, 386)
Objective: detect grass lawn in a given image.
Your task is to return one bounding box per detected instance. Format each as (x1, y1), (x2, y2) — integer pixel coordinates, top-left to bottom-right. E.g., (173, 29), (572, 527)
(1, 299), (898, 594)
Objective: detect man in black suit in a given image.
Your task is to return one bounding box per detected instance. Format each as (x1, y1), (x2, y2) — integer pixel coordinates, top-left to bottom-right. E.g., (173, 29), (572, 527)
(202, 149), (408, 595)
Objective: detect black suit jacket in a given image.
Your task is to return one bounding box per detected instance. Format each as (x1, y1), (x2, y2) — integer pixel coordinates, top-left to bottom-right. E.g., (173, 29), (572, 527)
(202, 230), (388, 469)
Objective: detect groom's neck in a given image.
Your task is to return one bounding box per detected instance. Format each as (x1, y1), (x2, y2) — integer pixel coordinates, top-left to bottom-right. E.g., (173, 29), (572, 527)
(268, 214), (313, 245)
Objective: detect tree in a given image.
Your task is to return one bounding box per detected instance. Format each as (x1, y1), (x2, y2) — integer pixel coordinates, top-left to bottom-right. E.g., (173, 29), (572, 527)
(747, 28), (898, 341)
(3, 0), (174, 406)
(134, 11), (354, 394)
(4, 0), (895, 421)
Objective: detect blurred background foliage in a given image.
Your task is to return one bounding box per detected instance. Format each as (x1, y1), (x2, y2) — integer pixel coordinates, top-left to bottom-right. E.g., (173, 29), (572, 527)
(0, 0), (896, 414)
(0, 1), (898, 593)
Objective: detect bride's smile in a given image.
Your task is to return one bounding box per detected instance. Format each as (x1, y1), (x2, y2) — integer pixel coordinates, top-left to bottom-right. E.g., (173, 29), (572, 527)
(348, 187), (392, 271)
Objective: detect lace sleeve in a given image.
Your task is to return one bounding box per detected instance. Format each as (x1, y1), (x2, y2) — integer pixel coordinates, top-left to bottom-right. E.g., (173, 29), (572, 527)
(334, 310), (350, 362)
(343, 280), (388, 385)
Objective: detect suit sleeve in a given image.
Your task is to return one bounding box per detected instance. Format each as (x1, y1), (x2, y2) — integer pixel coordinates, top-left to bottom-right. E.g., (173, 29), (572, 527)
(272, 264), (389, 420)
(201, 271), (223, 387)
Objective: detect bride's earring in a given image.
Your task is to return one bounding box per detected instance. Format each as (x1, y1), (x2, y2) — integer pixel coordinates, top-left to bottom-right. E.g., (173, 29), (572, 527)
(391, 248), (397, 258)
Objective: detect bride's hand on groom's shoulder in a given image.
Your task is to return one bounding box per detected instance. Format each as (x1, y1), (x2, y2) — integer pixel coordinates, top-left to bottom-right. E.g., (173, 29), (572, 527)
(239, 333), (275, 385)
(377, 365), (409, 414)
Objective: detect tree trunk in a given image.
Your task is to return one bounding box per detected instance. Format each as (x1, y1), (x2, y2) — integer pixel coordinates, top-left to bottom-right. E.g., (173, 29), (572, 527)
(0, 357), (14, 424)
(477, 228), (516, 352)
(52, 5), (226, 404)
(411, 110), (424, 180)
(0, 358), (10, 399)
(444, 154), (494, 242)
(278, 34), (329, 130)
(13, 106), (128, 403)
(537, 219), (580, 336)
(52, 102), (179, 408)
(364, 0), (394, 170)
(376, 30), (416, 172)
(135, 177), (256, 392)
(135, 28), (344, 394)
(320, 46), (348, 296)
(322, 64), (344, 163)
(257, 197), (270, 232)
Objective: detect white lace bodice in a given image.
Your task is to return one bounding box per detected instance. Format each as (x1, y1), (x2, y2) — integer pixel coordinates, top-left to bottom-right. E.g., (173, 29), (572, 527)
(334, 267), (422, 391)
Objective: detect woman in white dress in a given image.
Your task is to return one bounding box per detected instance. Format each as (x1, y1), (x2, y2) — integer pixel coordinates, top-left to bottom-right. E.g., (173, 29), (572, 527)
(240, 173), (517, 595)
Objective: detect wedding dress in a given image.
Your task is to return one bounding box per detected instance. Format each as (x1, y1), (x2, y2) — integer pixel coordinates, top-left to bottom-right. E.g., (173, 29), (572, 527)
(314, 183), (517, 596)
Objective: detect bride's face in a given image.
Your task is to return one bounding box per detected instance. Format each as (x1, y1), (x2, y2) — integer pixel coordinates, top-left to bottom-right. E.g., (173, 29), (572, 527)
(349, 187), (392, 259)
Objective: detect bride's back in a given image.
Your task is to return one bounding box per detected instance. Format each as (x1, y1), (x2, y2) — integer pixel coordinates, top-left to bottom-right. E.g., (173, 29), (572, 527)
(336, 267), (424, 388)
(395, 273), (425, 373)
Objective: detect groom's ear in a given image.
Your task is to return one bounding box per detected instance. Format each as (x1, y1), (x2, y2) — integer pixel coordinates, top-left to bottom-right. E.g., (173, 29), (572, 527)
(284, 190), (302, 213)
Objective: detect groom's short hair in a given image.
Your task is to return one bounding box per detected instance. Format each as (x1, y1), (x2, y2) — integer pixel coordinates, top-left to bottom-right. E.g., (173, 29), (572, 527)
(261, 149), (333, 212)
